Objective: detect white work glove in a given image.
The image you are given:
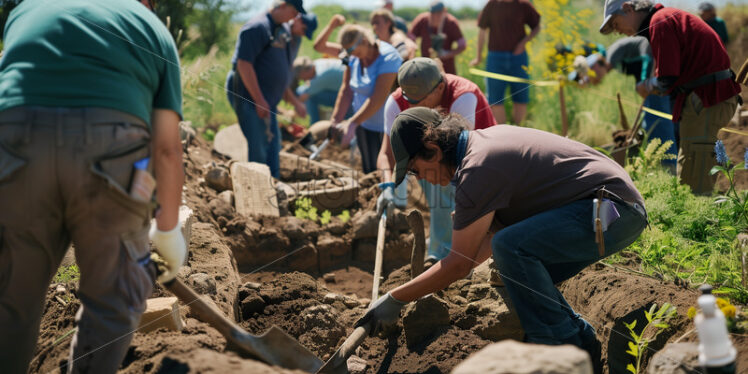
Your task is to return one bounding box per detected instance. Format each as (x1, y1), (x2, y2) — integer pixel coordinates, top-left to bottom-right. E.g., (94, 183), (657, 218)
(355, 292), (407, 336)
(150, 223), (187, 283)
(376, 182), (396, 218)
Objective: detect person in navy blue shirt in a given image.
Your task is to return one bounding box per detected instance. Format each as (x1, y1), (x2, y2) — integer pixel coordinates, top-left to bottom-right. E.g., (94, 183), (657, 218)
(225, 0), (305, 177)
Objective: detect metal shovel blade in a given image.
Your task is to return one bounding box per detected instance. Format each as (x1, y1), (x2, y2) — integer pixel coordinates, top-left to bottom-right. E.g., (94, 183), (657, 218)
(165, 279), (323, 372)
(231, 325), (324, 372)
(309, 138), (329, 160)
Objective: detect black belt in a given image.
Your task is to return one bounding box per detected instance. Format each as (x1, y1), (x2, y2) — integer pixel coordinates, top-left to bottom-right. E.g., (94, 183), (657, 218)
(594, 187), (648, 222)
(674, 69), (734, 96)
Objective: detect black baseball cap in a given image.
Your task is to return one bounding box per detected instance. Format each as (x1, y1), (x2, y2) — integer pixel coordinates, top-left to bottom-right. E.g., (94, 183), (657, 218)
(390, 107), (442, 185)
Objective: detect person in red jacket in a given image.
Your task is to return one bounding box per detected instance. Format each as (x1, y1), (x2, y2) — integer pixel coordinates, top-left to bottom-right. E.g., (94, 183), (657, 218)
(376, 57), (495, 262)
(600, 0), (741, 194)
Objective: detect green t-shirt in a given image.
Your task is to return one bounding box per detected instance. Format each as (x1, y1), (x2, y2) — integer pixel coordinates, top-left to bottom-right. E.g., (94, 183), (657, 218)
(0, 0), (181, 126)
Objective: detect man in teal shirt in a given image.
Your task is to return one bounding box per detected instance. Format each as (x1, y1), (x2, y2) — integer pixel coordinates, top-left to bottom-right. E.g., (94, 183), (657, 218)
(0, 0), (186, 372)
(699, 2), (729, 45)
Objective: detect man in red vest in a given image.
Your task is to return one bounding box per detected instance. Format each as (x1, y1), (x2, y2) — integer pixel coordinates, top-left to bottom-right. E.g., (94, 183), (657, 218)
(376, 57), (495, 262)
(600, 0), (741, 194)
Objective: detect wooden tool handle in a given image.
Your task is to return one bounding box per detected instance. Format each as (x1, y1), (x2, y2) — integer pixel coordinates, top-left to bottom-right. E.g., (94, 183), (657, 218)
(317, 323), (371, 373)
(371, 214), (387, 302)
(164, 279), (243, 339)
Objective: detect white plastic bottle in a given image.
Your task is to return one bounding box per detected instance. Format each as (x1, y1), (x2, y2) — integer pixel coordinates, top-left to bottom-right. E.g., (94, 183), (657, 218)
(694, 284), (736, 373)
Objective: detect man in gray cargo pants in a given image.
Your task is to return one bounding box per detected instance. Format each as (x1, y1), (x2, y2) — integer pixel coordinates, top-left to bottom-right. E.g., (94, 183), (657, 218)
(0, 0), (187, 373)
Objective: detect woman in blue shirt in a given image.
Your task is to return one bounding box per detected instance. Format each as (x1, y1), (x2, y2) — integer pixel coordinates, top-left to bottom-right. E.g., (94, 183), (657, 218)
(316, 21), (402, 173)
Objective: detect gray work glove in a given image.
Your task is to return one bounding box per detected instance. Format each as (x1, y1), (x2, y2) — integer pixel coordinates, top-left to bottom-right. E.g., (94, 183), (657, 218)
(355, 292), (407, 336)
(150, 223), (187, 283)
(376, 182), (396, 218)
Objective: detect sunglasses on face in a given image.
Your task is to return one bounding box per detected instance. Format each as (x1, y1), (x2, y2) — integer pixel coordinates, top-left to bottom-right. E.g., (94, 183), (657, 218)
(344, 34), (364, 56)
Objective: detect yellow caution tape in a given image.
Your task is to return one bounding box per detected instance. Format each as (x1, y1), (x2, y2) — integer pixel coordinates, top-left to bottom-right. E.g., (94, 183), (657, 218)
(469, 68), (560, 87)
(640, 106), (673, 121)
(471, 68), (676, 121)
(720, 127), (748, 137)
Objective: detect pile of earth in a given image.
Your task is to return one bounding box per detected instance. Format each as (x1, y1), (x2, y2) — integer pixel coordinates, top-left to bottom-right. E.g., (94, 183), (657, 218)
(29, 126), (747, 373)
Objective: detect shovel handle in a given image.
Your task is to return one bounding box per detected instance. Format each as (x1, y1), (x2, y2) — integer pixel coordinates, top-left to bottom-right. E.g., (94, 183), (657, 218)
(317, 323), (371, 373)
(163, 278), (244, 339)
(371, 213), (387, 302)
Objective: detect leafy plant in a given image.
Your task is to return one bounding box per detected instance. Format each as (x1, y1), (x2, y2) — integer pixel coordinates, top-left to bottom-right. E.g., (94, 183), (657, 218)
(294, 197), (318, 222)
(710, 140), (748, 227)
(54, 264), (80, 283)
(319, 210), (332, 225)
(624, 303), (677, 374)
(337, 210), (351, 224)
(625, 138), (676, 181)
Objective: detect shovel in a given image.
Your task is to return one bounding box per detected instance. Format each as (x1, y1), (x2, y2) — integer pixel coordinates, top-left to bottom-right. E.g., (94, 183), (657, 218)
(316, 212), (388, 374)
(309, 138), (330, 160)
(149, 259), (323, 372)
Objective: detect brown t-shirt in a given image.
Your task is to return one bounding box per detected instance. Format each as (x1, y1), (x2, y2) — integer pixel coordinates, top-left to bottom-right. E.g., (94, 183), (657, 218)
(478, 0), (540, 53)
(409, 12), (464, 74)
(453, 126), (644, 231)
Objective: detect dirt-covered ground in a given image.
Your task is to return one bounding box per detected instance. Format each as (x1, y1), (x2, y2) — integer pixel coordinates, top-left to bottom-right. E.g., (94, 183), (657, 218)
(30, 130), (747, 373)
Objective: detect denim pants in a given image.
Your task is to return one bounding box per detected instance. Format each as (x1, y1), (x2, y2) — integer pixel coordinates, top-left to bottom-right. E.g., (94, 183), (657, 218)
(485, 50), (531, 105)
(642, 94), (677, 167)
(228, 92), (281, 178)
(492, 198), (647, 344)
(419, 180), (455, 260)
(303, 90), (338, 124)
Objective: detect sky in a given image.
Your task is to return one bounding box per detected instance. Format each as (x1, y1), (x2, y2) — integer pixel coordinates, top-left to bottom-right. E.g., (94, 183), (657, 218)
(245, 0), (746, 17)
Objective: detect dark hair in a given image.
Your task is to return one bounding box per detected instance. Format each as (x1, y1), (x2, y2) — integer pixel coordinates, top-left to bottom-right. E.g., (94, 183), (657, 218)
(414, 111), (468, 169)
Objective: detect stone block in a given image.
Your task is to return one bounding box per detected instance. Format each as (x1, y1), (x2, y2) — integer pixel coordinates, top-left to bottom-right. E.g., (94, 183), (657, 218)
(402, 295), (450, 347)
(290, 177), (359, 214)
(646, 342), (700, 374)
(231, 162), (279, 217)
(139, 297), (183, 333)
(351, 210), (379, 239)
(451, 340), (593, 374)
(213, 124), (247, 162)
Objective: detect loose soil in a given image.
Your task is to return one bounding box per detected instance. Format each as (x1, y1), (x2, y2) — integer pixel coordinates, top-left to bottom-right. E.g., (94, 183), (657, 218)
(29, 131), (746, 374)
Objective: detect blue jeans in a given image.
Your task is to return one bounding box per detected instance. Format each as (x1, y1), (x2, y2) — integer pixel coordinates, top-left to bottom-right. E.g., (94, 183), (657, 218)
(300, 89), (338, 124)
(227, 90), (281, 178)
(419, 180), (455, 260)
(485, 50), (530, 105)
(642, 94), (677, 167)
(492, 198), (646, 345)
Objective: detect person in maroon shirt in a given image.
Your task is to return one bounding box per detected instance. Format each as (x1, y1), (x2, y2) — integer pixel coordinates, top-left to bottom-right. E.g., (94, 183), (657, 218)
(600, 0), (741, 194)
(408, 0), (466, 75)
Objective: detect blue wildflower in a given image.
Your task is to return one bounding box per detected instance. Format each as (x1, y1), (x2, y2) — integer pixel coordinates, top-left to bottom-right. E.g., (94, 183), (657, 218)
(745, 148), (748, 169)
(714, 140), (728, 165)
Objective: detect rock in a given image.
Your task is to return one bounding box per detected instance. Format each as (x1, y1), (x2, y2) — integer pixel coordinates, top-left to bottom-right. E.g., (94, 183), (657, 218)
(323, 293), (341, 304)
(179, 121), (196, 143)
(177, 266), (192, 279)
(138, 297), (183, 333)
(351, 210), (379, 239)
(317, 234), (350, 270)
(342, 296), (361, 309)
(646, 342), (701, 374)
(209, 198), (234, 220)
(213, 124), (248, 162)
(218, 190), (234, 206)
(245, 282), (261, 290)
(275, 182), (290, 216)
(231, 162), (279, 217)
(279, 216), (307, 241)
(402, 295), (450, 347)
(347, 355), (368, 374)
(189, 273), (217, 295)
(452, 340), (593, 374)
(323, 272), (336, 283)
(205, 166), (232, 192)
(55, 284), (66, 294)
(463, 299), (523, 341)
(240, 294), (266, 319)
